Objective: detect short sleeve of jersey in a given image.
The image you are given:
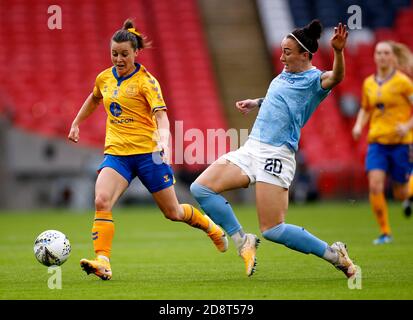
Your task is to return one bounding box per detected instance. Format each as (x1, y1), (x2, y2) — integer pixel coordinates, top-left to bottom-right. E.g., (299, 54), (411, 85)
(361, 79), (370, 110)
(93, 73), (103, 98)
(141, 74), (167, 113)
(402, 76), (413, 100)
(316, 71), (332, 95)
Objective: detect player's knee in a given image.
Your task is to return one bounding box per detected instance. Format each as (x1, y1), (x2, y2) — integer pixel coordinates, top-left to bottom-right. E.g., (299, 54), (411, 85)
(161, 205), (182, 221)
(95, 193), (111, 211)
(190, 182), (213, 200)
(369, 182), (383, 194)
(190, 182), (202, 199)
(258, 215), (285, 234)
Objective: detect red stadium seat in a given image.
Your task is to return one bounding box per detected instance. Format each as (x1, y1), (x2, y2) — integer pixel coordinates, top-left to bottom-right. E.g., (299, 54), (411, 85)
(0, 0), (227, 174)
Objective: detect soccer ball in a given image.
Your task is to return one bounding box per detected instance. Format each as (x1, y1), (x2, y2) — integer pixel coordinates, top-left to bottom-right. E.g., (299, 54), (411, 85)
(34, 230), (71, 266)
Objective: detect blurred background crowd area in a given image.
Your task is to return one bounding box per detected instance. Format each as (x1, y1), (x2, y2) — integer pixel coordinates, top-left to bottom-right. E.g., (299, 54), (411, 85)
(0, 0), (412, 209)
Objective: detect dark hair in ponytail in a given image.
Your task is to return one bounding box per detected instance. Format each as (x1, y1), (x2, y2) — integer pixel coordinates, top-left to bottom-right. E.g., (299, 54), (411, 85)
(111, 18), (151, 50)
(288, 19), (323, 60)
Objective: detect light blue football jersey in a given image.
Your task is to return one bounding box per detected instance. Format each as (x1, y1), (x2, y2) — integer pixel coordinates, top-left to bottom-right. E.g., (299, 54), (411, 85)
(249, 67), (330, 152)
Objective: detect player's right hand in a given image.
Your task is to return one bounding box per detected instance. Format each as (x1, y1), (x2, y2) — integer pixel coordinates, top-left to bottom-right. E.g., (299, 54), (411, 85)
(352, 125), (362, 140)
(331, 23), (348, 52)
(236, 99), (258, 115)
(68, 125), (79, 143)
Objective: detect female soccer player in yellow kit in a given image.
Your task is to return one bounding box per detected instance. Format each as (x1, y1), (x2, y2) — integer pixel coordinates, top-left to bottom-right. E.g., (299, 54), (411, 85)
(352, 41), (413, 244)
(68, 19), (227, 280)
(390, 41), (413, 218)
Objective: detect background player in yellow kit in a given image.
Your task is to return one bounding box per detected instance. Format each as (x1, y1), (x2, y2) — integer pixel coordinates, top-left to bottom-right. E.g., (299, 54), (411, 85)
(389, 41), (413, 218)
(68, 19), (227, 280)
(352, 41), (413, 244)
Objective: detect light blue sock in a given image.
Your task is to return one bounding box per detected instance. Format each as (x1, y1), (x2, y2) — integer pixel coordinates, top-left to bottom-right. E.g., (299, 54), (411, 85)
(190, 182), (242, 236)
(262, 223), (328, 257)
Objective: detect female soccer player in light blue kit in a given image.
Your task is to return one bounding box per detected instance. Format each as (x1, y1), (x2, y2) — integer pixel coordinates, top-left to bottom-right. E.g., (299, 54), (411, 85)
(191, 20), (357, 278)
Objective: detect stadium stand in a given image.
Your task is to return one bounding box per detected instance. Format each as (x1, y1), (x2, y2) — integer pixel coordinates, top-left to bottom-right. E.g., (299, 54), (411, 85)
(0, 0), (227, 173)
(1, 0), (413, 203)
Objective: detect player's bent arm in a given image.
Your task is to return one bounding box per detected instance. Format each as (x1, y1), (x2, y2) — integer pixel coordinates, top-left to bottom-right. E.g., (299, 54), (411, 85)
(321, 23), (348, 90)
(236, 98), (263, 115)
(154, 110), (170, 145)
(321, 48), (345, 90)
(68, 93), (102, 143)
(352, 108), (370, 140)
(154, 110), (171, 162)
(72, 93), (101, 126)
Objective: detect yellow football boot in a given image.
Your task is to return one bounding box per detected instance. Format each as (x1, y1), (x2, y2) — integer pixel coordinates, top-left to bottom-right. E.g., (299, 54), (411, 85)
(331, 242), (357, 278)
(238, 234), (260, 277)
(80, 257), (112, 280)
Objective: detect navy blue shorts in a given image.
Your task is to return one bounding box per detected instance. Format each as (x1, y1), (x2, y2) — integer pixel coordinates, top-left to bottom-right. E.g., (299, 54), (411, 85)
(97, 152), (175, 193)
(366, 143), (410, 183)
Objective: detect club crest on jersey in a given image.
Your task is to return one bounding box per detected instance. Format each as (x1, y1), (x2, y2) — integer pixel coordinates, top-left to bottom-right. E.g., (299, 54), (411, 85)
(110, 102), (122, 117)
(125, 84), (138, 96)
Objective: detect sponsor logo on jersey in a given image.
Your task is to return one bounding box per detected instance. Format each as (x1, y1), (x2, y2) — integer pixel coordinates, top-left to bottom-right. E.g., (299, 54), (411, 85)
(279, 74), (295, 84)
(110, 118), (134, 124)
(110, 102), (122, 117)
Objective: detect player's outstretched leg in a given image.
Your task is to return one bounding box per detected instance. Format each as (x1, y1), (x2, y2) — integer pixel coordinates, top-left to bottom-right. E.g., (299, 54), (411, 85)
(262, 223), (357, 278)
(191, 182), (259, 276)
(80, 211), (114, 280)
(181, 204), (228, 252)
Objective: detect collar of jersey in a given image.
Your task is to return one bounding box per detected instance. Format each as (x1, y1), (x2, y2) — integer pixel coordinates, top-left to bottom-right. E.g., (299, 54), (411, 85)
(283, 66), (316, 75)
(374, 69), (396, 86)
(112, 63), (141, 86)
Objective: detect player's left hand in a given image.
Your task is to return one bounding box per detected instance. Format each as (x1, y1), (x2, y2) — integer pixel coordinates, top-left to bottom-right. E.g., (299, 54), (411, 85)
(236, 99), (259, 115)
(396, 123), (410, 137)
(352, 124), (362, 140)
(68, 125), (79, 143)
(331, 23), (348, 52)
(159, 142), (170, 164)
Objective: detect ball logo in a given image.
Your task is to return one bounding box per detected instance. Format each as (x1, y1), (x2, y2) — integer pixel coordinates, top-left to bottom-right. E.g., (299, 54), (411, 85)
(110, 102), (122, 117)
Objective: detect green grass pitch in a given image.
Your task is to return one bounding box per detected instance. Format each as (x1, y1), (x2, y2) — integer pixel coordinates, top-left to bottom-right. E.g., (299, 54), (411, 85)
(0, 201), (412, 300)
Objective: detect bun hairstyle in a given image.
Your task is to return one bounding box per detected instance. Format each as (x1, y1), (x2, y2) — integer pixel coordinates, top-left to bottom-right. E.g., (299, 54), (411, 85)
(288, 19), (323, 60)
(111, 18), (151, 51)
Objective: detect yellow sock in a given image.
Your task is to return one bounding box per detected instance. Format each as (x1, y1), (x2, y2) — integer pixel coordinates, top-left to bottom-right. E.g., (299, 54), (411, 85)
(369, 193), (391, 235)
(408, 175), (413, 199)
(92, 211), (114, 259)
(181, 204), (211, 232)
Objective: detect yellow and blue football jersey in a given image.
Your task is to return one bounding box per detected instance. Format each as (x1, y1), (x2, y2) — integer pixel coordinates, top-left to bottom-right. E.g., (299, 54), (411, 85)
(93, 63), (167, 155)
(361, 70), (413, 145)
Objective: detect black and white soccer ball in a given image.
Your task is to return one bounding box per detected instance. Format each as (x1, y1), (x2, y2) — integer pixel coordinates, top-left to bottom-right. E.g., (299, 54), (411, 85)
(34, 230), (71, 266)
